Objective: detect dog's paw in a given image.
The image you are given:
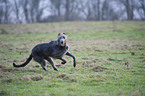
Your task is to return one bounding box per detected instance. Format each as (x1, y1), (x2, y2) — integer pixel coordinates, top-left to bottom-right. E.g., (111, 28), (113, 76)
(54, 68), (59, 71)
(13, 62), (16, 67)
(73, 62), (76, 67)
(61, 61), (66, 64)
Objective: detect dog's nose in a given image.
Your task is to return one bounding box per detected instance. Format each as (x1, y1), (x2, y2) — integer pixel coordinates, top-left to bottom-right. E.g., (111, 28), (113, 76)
(61, 41), (63, 44)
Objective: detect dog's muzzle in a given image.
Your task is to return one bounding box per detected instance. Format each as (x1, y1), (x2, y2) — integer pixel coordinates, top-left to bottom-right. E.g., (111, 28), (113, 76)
(60, 40), (65, 46)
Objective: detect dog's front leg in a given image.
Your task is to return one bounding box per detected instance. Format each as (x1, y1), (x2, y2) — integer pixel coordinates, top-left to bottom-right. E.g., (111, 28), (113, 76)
(59, 58), (67, 64)
(66, 52), (76, 67)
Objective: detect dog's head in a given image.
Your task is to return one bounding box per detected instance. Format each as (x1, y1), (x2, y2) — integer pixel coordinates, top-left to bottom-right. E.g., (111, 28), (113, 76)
(57, 33), (67, 47)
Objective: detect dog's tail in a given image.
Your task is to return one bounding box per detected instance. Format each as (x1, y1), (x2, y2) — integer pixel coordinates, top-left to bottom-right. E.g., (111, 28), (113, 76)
(13, 54), (32, 67)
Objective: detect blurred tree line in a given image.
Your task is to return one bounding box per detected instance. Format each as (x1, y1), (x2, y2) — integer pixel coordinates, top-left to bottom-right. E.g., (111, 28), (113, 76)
(0, 0), (145, 24)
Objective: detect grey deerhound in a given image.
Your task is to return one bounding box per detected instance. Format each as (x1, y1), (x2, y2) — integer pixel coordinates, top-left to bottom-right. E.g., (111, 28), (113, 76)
(13, 33), (76, 71)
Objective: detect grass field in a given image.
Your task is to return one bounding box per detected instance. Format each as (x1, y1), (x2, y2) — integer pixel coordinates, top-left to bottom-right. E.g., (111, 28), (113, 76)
(0, 21), (145, 96)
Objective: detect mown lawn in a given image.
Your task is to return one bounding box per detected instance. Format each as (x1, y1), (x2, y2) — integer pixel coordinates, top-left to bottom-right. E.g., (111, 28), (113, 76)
(0, 21), (145, 96)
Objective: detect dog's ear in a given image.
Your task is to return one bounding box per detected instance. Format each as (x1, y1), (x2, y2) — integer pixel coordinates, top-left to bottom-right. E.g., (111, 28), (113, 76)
(58, 33), (60, 36)
(63, 33), (66, 35)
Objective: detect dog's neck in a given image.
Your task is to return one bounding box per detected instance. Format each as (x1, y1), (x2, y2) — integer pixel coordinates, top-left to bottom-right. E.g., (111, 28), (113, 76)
(56, 40), (68, 50)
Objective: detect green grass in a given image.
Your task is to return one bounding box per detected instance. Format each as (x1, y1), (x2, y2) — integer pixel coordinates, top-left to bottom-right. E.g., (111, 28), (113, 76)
(0, 21), (145, 96)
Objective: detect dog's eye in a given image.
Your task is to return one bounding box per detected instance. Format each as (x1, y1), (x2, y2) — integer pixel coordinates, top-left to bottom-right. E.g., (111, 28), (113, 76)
(63, 36), (65, 39)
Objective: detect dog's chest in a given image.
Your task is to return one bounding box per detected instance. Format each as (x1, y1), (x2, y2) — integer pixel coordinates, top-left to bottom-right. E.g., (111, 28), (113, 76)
(51, 46), (68, 58)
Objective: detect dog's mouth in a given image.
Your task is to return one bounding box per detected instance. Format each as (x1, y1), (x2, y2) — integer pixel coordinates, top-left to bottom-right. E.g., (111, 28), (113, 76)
(60, 41), (65, 46)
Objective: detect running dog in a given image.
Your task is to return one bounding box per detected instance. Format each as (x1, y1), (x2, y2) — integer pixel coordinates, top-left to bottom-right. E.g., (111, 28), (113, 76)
(13, 33), (76, 71)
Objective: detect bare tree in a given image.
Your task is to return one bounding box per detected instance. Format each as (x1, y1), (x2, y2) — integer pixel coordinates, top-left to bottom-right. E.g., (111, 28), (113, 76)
(0, 0), (5, 23)
(80, 0), (117, 21)
(4, 0), (9, 23)
(21, 0), (30, 23)
(64, 0), (80, 21)
(30, 0), (41, 22)
(20, 0), (47, 23)
(97, 0), (101, 21)
(65, 0), (71, 20)
(49, 0), (64, 21)
(137, 0), (145, 20)
(0, 0), (12, 23)
(14, 0), (21, 23)
(50, 0), (62, 16)
(79, 0), (94, 21)
(119, 0), (135, 20)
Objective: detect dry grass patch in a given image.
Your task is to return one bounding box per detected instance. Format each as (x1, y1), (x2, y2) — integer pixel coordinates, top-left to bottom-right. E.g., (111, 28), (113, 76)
(89, 65), (107, 72)
(23, 74), (43, 81)
(57, 73), (77, 82)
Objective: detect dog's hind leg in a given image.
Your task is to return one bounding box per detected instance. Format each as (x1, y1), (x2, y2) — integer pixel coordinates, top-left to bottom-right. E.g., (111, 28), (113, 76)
(40, 60), (47, 71)
(46, 57), (58, 71)
(33, 56), (47, 71)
